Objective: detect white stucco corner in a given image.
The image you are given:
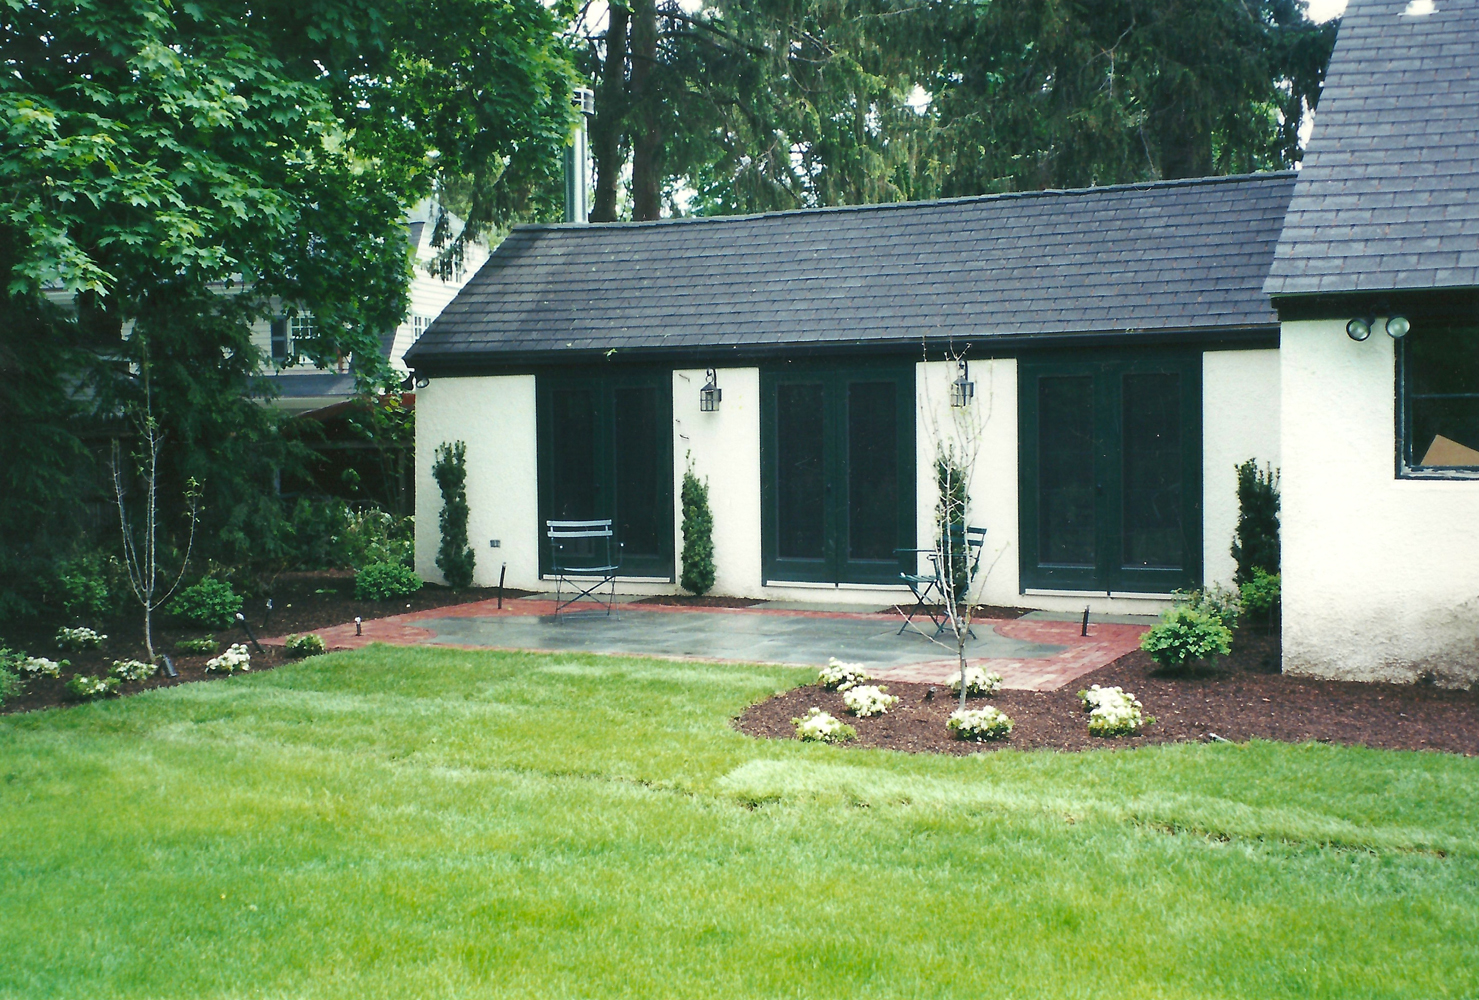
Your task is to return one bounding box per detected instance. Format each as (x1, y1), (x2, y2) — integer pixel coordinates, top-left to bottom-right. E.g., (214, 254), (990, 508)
(415, 375), (539, 590)
(1281, 320), (1479, 687)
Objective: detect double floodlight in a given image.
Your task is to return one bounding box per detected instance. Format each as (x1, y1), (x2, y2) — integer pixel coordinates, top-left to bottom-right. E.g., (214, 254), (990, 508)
(1347, 314), (1410, 341)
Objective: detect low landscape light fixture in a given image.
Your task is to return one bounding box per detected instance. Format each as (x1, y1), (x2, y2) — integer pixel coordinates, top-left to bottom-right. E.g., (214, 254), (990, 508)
(1386, 315), (1411, 339)
(950, 358), (975, 407)
(700, 368), (722, 412)
(1346, 316), (1374, 341)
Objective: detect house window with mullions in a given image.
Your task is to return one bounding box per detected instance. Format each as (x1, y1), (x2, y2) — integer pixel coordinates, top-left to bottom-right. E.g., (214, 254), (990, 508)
(1399, 325), (1479, 477)
(269, 313), (315, 364)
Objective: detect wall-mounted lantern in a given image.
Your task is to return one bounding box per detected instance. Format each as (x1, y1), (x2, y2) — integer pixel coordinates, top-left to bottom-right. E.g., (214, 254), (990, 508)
(700, 368), (722, 412)
(950, 358), (975, 408)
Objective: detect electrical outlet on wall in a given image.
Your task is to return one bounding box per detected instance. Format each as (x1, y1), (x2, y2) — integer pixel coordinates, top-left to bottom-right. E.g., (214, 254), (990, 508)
(489, 539), (501, 548)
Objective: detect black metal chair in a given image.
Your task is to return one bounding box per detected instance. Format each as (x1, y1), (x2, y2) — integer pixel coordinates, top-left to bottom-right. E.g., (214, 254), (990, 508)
(895, 525), (987, 636)
(546, 519), (622, 620)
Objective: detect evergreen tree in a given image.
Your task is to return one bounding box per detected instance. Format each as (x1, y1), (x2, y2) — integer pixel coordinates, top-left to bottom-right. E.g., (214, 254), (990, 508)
(433, 442), (475, 589)
(680, 465), (716, 595)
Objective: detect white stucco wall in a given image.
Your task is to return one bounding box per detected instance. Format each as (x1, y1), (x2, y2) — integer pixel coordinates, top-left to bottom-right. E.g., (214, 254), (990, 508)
(1203, 349), (1281, 589)
(415, 375), (540, 590)
(673, 368), (765, 598)
(1282, 320), (1479, 686)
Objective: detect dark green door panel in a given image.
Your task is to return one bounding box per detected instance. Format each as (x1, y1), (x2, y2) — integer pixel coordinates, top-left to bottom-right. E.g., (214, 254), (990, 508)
(537, 370), (674, 580)
(1019, 352), (1202, 594)
(761, 363), (915, 586)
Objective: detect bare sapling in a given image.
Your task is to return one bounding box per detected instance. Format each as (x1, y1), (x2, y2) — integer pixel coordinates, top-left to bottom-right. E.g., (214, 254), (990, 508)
(112, 355), (202, 661)
(909, 351), (1007, 713)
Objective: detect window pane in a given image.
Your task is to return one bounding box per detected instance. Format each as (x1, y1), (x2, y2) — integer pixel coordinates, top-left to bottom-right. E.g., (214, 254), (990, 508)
(776, 383), (825, 560)
(547, 387), (597, 521)
(1038, 376), (1095, 567)
(847, 381), (897, 561)
(1406, 328), (1479, 468)
(614, 386), (664, 559)
(1122, 373), (1183, 570)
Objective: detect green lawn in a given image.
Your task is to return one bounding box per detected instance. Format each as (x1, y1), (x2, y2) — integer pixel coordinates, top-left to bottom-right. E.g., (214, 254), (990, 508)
(2, 646), (1476, 999)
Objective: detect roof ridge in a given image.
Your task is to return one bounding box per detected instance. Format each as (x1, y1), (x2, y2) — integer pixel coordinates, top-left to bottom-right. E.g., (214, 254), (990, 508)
(516, 170), (1297, 233)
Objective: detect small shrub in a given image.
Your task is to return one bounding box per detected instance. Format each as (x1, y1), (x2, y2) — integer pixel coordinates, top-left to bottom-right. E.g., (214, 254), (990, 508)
(20, 656), (65, 678)
(1140, 605), (1233, 671)
(842, 684), (898, 718)
(947, 665), (1003, 697)
(680, 463), (716, 595)
(176, 637), (219, 654)
(1176, 583), (1241, 630)
(65, 674), (120, 701)
(947, 706), (1014, 741)
(1231, 459), (1280, 585)
(48, 554), (116, 619)
(355, 562), (423, 601)
(205, 643), (252, 674)
(792, 707), (857, 744)
(56, 626), (106, 651)
(818, 658), (869, 691)
(284, 633), (327, 657)
(433, 441), (475, 588)
(1240, 569), (1281, 629)
(168, 579), (243, 630)
(341, 507), (416, 570)
(1078, 685), (1152, 737)
(110, 658), (157, 682)
(0, 655), (20, 707)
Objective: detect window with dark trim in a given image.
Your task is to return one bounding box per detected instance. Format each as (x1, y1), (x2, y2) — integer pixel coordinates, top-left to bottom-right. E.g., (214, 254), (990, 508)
(1398, 326), (1479, 478)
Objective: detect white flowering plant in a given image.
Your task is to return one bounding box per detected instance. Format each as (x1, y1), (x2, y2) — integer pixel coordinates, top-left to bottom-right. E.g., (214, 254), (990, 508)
(947, 706), (1014, 741)
(1078, 685), (1153, 737)
(817, 658), (870, 691)
(841, 684), (898, 718)
(205, 644), (252, 674)
(110, 658), (157, 682)
(947, 665), (1003, 697)
(64, 674), (119, 701)
(56, 627), (106, 651)
(19, 656), (65, 679)
(792, 707), (857, 744)
(283, 633), (327, 657)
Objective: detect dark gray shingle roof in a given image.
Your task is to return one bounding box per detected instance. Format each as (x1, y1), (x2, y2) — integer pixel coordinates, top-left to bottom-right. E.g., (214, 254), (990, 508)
(407, 173), (1294, 366)
(1265, 0), (1479, 297)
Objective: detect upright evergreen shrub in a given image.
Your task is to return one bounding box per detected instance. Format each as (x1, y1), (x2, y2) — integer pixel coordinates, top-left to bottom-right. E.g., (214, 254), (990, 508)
(935, 453), (969, 599)
(680, 464), (715, 595)
(433, 442), (475, 588)
(1231, 459), (1280, 584)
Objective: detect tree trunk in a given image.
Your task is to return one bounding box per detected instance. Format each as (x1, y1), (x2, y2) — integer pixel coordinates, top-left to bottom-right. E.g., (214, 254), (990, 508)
(629, 0), (662, 221)
(589, 2), (630, 223)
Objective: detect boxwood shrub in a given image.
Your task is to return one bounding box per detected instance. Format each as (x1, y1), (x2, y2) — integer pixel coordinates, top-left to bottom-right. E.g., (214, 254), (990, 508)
(168, 579), (243, 630)
(355, 562), (423, 601)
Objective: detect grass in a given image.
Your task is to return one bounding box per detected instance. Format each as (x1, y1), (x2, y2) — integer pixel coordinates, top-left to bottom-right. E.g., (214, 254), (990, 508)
(2, 645), (1477, 999)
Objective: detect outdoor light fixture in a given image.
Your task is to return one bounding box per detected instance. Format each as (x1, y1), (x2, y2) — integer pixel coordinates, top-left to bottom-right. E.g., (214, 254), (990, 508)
(414, 376), (430, 389)
(1386, 315), (1411, 339)
(700, 368), (722, 412)
(1346, 316), (1374, 341)
(950, 358), (975, 407)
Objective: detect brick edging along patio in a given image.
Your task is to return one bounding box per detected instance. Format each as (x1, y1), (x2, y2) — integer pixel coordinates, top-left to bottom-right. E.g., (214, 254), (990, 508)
(263, 598), (1149, 692)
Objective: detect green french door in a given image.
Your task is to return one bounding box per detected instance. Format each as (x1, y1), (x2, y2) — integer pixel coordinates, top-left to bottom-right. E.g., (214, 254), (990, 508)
(536, 369), (674, 579)
(760, 363), (915, 586)
(1019, 351), (1202, 594)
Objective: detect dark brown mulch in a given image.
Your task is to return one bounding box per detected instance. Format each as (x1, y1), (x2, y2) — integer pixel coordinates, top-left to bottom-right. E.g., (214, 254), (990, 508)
(1, 572), (531, 715)
(630, 595), (767, 608)
(735, 629), (1479, 756)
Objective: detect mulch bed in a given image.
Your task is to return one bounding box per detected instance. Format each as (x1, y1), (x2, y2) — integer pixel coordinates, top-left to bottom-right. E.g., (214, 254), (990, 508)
(1, 572), (530, 715)
(735, 629), (1479, 756)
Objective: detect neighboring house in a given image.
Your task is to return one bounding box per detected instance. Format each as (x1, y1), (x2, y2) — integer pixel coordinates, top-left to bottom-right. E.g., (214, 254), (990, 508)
(406, 0), (1479, 686)
(259, 199), (490, 412)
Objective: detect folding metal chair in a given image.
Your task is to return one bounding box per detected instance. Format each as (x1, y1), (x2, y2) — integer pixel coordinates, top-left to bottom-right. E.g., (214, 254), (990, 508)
(894, 525), (988, 637)
(546, 519), (622, 620)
